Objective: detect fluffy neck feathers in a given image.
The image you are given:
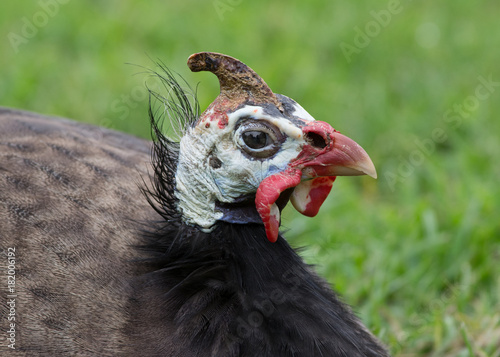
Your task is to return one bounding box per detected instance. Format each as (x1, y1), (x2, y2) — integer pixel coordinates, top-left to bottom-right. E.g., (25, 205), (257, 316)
(133, 220), (387, 356)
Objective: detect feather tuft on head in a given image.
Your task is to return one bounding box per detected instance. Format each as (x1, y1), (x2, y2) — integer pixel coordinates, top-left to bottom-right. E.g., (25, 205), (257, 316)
(142, 61), (201, 221)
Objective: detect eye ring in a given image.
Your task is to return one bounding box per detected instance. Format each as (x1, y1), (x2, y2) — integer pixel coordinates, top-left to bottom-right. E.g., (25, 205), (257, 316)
(235, 119), (284, 159)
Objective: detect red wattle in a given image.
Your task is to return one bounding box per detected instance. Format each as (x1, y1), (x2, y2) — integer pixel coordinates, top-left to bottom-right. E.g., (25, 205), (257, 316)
(255, 168), (302, 242)
(300, 176), (336, 217)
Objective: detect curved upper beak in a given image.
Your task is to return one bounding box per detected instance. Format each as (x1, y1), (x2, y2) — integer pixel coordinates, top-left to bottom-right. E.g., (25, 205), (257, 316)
(302, 131), (377, 179)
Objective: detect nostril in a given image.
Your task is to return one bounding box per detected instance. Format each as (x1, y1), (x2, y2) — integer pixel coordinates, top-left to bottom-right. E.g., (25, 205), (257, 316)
(304, 132), (327, 149)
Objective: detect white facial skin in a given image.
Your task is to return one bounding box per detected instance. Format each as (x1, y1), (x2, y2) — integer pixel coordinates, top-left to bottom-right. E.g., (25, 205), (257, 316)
(175, 103), (314, 231)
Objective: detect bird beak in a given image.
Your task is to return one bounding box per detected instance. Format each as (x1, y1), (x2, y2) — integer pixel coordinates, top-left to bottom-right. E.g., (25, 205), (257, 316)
(290, 131), (376, 217)
(256, 124), (377, 243)
(301, 131), (377, 179)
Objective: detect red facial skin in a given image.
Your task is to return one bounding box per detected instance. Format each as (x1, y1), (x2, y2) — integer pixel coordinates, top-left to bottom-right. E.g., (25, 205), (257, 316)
(200, 107), (228, 129)
(255, 120), (359, 243)
(198, 104), (338, 243)
(199, 96), (247, 129)
(198, 102), (373, 242)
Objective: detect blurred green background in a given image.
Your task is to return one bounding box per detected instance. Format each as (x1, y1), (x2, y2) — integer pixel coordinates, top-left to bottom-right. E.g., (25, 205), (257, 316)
(1, 1), (499, 355)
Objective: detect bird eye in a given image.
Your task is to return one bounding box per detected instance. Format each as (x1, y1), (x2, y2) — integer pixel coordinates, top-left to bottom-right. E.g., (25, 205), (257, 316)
(242, 131), (271, 149)
(235, 120), (284, 159)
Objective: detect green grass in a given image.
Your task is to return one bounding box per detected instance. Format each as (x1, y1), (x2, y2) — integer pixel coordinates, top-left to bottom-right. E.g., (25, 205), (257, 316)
(1, 1), (499, 355)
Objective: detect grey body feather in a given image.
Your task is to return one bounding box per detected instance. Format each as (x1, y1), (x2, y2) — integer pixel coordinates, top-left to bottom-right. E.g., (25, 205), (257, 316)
(0, 108), (157, 356)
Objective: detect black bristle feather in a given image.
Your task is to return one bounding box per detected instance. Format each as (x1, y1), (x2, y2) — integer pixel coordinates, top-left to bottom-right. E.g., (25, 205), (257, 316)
(140, 61), (199, 222)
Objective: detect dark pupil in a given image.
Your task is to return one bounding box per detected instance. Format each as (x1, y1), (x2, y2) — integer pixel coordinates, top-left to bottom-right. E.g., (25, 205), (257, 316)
(242, 131), (269, 149)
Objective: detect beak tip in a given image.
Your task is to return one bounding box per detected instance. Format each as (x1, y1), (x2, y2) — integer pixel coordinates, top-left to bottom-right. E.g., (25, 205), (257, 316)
(346, 145), (377, 179)
(364, 161), (378, 179)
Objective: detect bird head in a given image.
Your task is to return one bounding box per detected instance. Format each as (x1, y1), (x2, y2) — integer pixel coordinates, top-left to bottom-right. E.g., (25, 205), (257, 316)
(174, 52), (376, 242)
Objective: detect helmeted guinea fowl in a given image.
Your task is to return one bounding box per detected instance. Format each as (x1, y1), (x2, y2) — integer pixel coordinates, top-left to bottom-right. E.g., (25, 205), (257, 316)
(0, 52), (389, 356)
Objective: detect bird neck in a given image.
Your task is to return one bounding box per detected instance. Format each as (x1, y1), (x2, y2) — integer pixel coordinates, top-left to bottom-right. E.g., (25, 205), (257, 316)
(174, 129), (222, 230)
(132, 222), (387, 356)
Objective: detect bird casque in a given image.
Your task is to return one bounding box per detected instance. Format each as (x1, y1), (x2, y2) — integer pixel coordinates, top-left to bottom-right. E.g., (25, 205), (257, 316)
(0, 52), (389, 356)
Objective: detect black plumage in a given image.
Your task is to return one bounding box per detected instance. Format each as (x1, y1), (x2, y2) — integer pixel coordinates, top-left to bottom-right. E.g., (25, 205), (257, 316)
(129, 223), (389, 356)
(0, 53), (390, 356)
